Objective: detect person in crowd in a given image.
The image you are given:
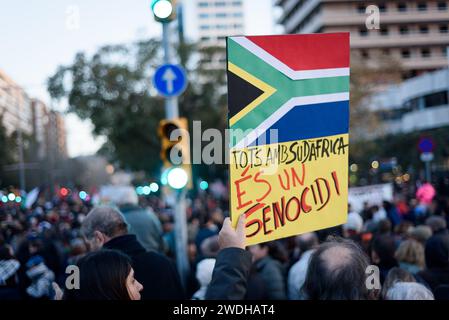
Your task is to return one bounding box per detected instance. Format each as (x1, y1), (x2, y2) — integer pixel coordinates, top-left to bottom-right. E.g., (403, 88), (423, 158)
(25, 255), (55, 299)
(288, 232), (318, 300)
(67, 238), (88, 266)
(81, 206), (184, 299)
(394, 239), (425, 275)
(248, 241), (288, 300)
(417, 224), (449, 293)
(372, 205), (387, 224)
(425, 216), (447, 234)
(342, 211), (364, 243)
(380, 267), (416, 299)
(195, 210), (221, 258)
(409, 225), (433, 246)
(385, 282), (434, 300)
(376, 219), (393, 236)
(371, 234), (399, 284)
(301, 237), (374, 300)
(192, 258), (216, 300)
(0, 244), (20, 300)
(113, 187), (164, 253)
(63, 249), (143, 300)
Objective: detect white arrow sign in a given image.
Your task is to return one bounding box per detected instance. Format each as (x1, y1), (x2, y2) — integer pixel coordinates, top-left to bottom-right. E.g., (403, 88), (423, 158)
(162, 68), (176, 93)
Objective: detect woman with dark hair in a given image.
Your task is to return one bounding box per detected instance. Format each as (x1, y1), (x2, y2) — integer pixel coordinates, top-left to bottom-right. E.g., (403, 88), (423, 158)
(64, 249), (143, 300)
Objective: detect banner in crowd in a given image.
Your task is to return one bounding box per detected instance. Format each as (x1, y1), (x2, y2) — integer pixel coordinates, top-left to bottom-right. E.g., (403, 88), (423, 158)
(348, 183), (394, 213)
(227, 33), (350, 245)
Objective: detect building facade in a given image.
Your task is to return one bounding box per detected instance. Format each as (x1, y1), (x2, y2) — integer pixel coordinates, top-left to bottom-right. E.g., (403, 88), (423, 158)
(182, 0), (245, 70)
(46, 110), (68, 161)
(195, 0), (245, 46)
(276, 0), (449, 78)
(369, 68), (449, 135)
(0, 69), (33, 137)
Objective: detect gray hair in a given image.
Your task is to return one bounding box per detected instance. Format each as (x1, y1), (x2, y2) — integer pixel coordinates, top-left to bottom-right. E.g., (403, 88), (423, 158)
(81, 206), (128, 239)
(386, 282), (434, 300)
(425, 216), (447, 233)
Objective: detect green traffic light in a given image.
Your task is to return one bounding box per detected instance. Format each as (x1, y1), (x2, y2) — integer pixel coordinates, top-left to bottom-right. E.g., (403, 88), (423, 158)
(151, 0), (173, 20)
(166, 167), (188, 189)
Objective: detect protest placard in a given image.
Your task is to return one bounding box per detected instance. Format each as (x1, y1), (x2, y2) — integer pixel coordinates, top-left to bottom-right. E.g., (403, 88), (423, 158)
(227, 33), (350, 245)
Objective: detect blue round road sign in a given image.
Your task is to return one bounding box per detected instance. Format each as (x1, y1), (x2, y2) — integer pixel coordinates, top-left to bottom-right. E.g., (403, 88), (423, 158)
(418, 137), (435, 154)
(153, 64), (187, 97)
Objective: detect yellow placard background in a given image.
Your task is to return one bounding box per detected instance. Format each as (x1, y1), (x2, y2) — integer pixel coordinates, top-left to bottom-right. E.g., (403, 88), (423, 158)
(230, 134), (349, 246)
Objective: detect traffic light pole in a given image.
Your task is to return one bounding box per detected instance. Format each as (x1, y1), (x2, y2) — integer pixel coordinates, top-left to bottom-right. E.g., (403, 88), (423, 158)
(161, 21), (189, 288)
(162, 22), (179, 119)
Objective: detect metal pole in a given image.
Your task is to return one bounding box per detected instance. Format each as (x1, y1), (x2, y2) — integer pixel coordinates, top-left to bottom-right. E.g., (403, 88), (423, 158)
(162, 22), (179, 120)
(17, 126), (26, 192)
(161, 21), (189, 287)
(425, 161), (431, 183)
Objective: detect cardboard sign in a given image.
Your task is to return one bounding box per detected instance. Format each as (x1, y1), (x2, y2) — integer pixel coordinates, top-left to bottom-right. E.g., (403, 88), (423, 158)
(227, 33), (350, 246)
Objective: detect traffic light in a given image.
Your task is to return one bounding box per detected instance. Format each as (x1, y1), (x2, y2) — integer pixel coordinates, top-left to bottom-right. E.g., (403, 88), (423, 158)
(151, 0), (177, 23)
(158, 117), (192, 189)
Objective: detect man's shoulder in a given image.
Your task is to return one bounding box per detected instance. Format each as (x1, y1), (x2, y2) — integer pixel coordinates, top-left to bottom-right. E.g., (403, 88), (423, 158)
(134, 250), (175, 267)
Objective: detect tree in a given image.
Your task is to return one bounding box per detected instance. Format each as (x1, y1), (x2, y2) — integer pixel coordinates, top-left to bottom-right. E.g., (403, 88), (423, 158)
(47, 39), (227, 180)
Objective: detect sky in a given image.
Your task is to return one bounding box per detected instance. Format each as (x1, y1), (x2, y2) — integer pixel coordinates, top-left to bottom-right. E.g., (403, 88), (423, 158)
(0, 0), (276, 157)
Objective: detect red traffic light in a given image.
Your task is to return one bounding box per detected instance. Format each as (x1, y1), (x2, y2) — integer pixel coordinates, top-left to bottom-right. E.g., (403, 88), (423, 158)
(60, 187), (69, 197)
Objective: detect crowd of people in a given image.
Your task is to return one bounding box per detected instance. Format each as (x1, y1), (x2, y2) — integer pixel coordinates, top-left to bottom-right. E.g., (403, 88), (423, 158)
(1, 178), (449, 300)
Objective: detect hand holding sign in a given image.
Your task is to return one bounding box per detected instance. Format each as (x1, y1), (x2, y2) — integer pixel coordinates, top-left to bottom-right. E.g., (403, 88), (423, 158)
(219, 214), (247, 250)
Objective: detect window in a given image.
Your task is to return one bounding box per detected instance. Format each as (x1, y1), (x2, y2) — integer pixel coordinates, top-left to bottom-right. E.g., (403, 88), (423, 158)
(438, 1), (447, 10)
(424, 91), (448, 108)
(417, 2), (427, 11)
(382, 49), (390, 56)
(361, 50), (369, 59)
(397, 3), (407, 12)
(200, 36), (210, 41)
(359, 28), (368, 36)
(421, 48), (431, 58)
(443, 47), (448, 56)
(198, 2), (208, 7)
(199, 13), (209, 19)
(234, 23), (243, 29)
(215, 1), (226, 7)
(440, 25), (448, 33)
(216, 24), (227, 30)
(233, 12), (243, 18)
(380, 27), (389, 36)
(357, 4), (365, 13)
(216, 13), (227, 18)
(200, 25), (210, 30)
(419, 25), (429, 34)
(401, 49), (411, 58)
(217, 36), (226, 41)
(399, 26), (409, 35)
(232, 1), (242, 6)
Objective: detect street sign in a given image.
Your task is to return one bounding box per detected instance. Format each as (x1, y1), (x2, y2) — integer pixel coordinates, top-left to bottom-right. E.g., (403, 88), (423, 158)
(420, 152), (434, 162)
(418, 137), (435, 154)
(227, 33), (350, 246)
(153, 64), (187, 97)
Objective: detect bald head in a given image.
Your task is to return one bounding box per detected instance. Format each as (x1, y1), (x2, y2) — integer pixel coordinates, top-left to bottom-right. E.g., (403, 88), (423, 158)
(81, 206), (128, 241)
(303, 237), (371, 300)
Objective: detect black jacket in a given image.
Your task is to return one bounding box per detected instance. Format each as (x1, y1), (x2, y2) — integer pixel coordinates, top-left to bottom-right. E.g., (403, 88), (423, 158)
(104, 234), (185, 300)
(206, 248), (252, 300)
(417, 229), (449, 293)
